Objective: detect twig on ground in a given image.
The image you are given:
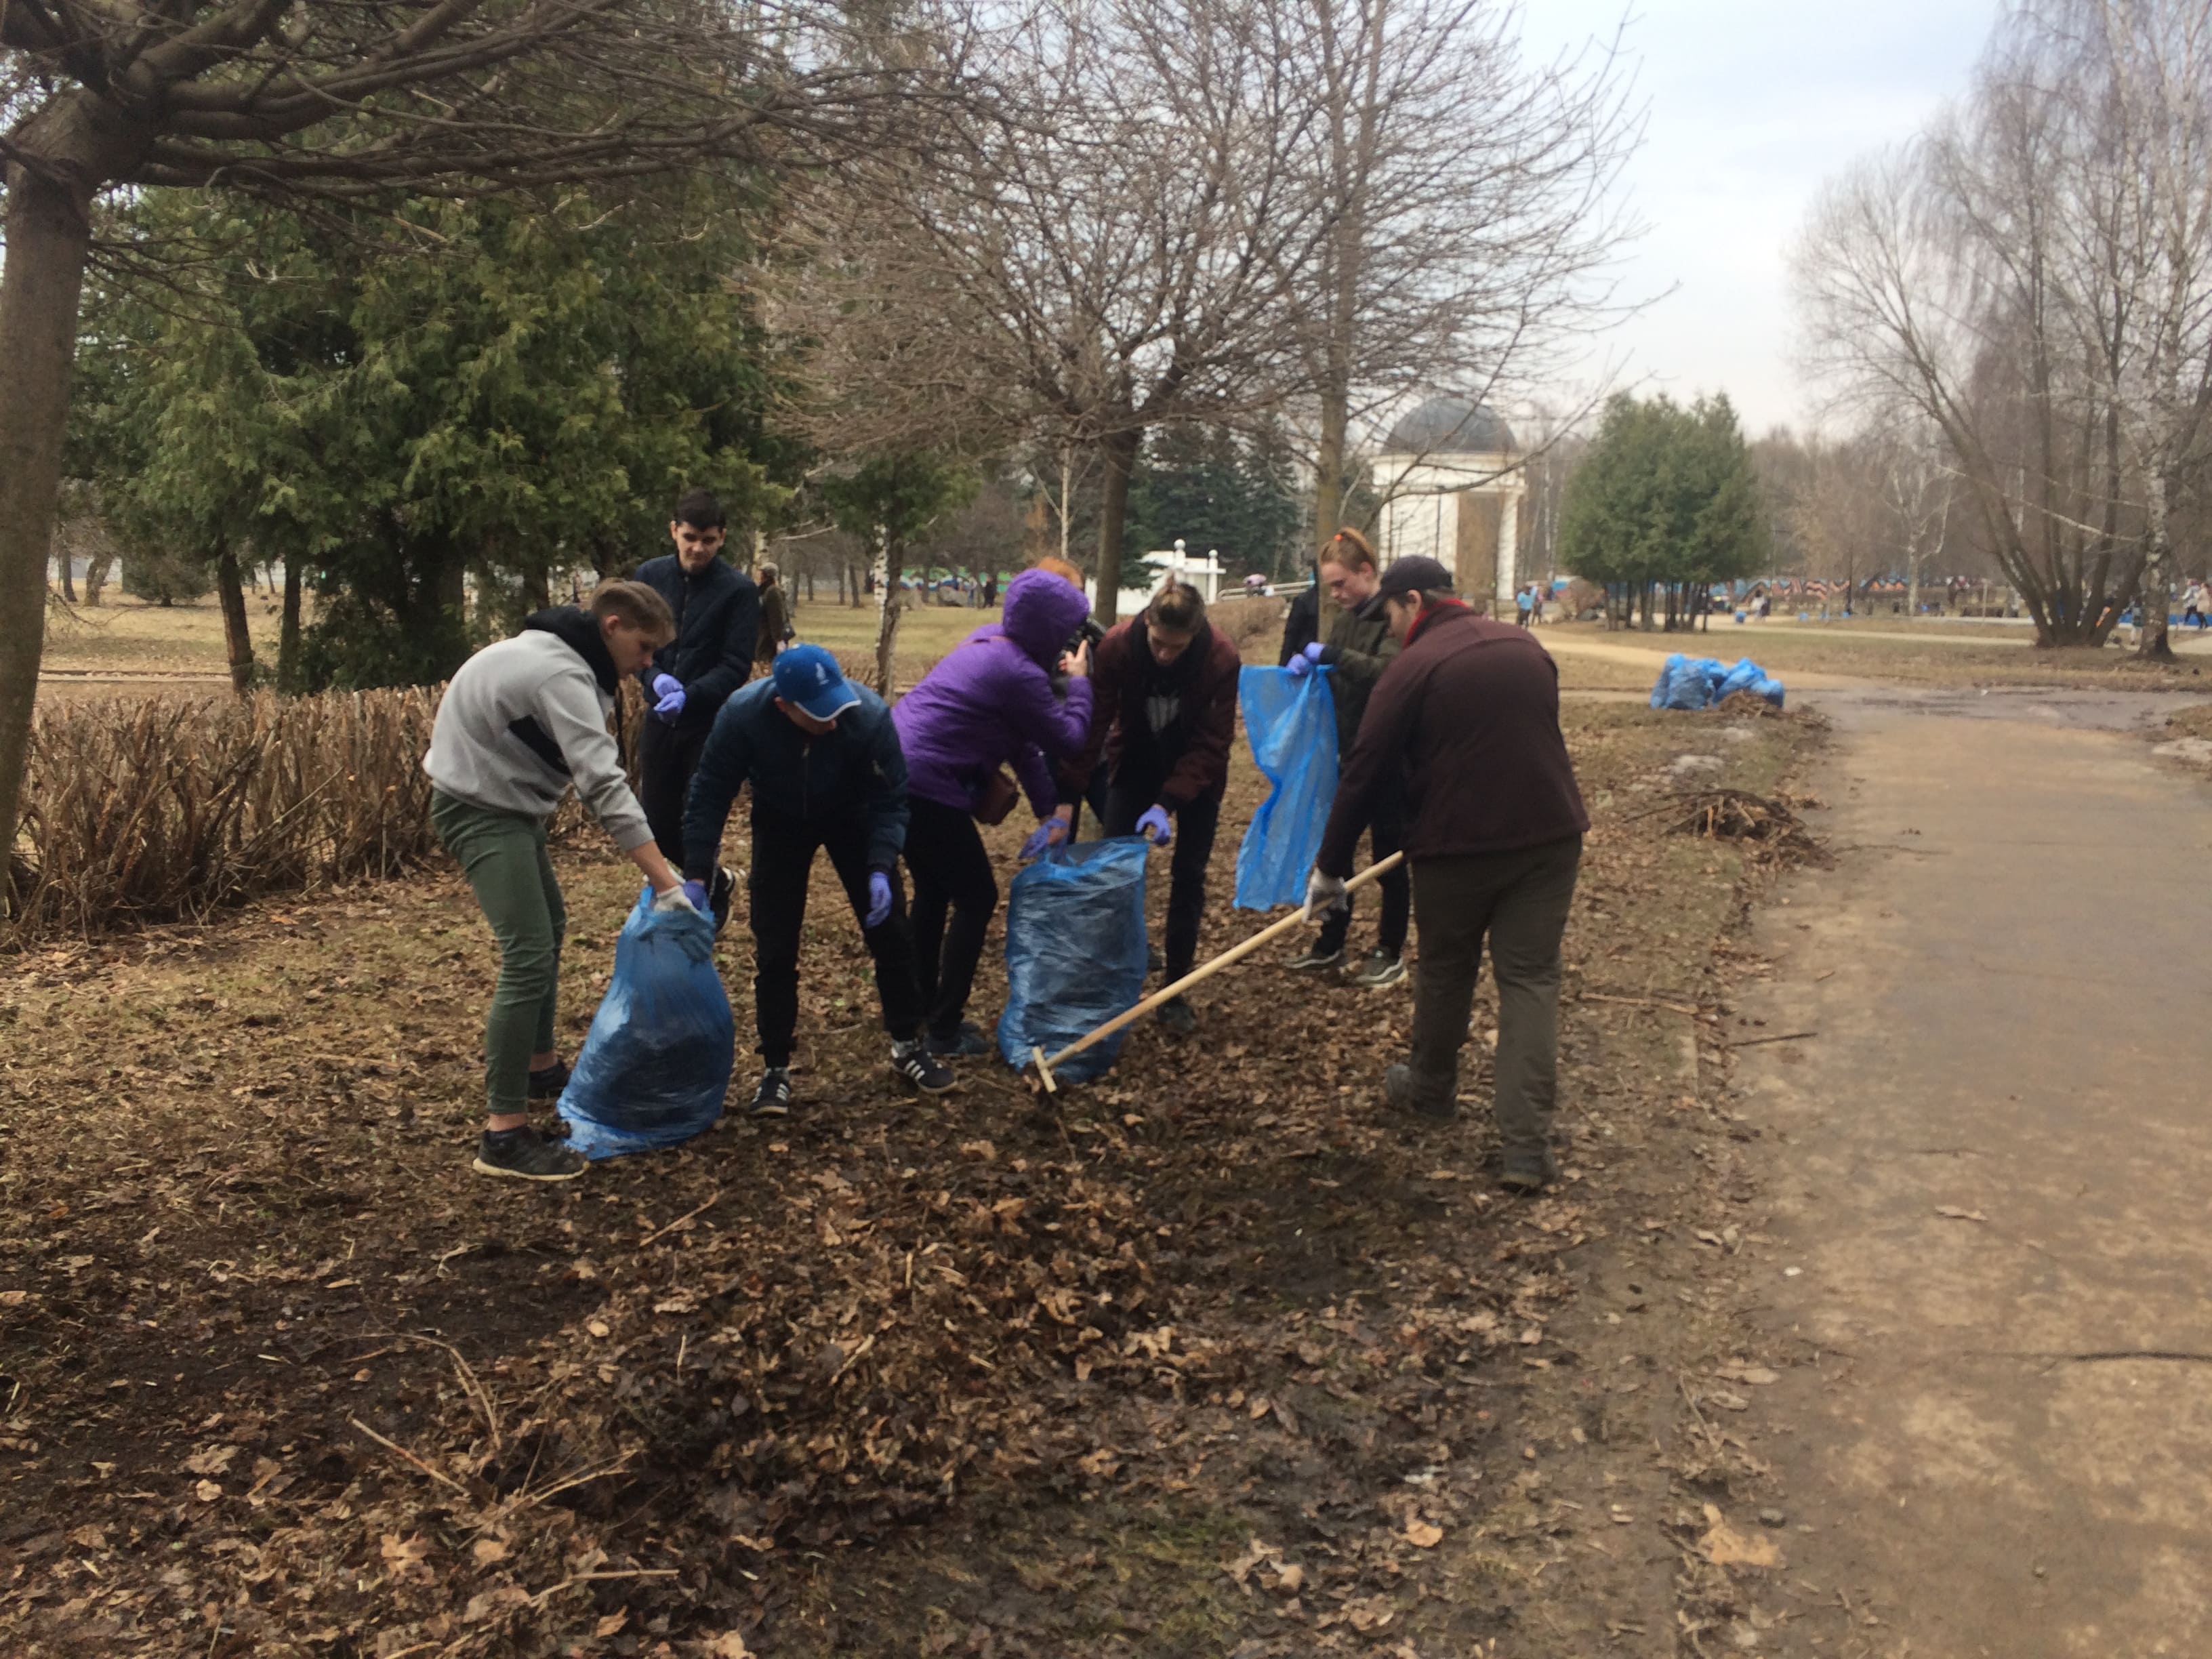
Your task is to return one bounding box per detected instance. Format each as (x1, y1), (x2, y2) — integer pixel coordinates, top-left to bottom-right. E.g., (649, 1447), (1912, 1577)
(348, 1416), (470, 1496)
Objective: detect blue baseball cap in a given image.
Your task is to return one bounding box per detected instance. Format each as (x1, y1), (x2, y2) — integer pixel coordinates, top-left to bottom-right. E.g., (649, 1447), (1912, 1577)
(771, 642), (862, 722)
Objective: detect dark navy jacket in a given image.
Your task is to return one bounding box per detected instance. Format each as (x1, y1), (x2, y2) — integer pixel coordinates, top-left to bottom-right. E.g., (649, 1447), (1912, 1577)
(680, 678), (911, 880)
(634, 553), (761, 722)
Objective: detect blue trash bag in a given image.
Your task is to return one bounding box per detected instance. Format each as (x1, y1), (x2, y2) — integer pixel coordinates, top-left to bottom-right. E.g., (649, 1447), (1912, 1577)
(558, 887), (734, 1160)
(997, 838), (1149, 1085)
(1649, 653), (1686, 709)
(1656, 655), (1721, 711)
(1750, 676), (1786, 710)
(1233, 665), (1339, 910)
(1715, 658), (1764, 701)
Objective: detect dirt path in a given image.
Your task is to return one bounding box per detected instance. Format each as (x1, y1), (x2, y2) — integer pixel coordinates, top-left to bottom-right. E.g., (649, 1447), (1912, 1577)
(1733, 686), (2212, 1656)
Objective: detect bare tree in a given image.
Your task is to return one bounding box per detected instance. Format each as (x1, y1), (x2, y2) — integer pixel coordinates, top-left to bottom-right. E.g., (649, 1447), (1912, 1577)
(0, 0), (964, 879)
(1289, 0), (1640, 549)
(790, 0), (1338, 625)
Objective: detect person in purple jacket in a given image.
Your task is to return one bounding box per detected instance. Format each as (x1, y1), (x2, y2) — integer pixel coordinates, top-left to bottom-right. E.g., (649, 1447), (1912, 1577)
(892, 568), (1097, 1056)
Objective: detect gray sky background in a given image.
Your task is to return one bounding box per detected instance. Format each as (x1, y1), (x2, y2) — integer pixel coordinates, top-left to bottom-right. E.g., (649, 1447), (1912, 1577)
(1513, 1), (1994, 436)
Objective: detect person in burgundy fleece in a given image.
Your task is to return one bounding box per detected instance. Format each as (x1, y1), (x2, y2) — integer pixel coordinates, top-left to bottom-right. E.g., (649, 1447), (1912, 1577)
(1306, 556), (1589, 1189)
(891, 568), (1097, 1057)
(1061, 581), (1242, 1036)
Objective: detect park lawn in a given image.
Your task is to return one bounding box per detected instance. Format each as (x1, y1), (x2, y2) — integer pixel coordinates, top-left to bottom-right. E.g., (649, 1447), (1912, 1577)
(0, 697), (1822, 1658)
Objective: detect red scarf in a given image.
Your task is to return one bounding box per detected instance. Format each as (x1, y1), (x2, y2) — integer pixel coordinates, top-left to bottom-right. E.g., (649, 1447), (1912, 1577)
(1404, 596), (1471, 647)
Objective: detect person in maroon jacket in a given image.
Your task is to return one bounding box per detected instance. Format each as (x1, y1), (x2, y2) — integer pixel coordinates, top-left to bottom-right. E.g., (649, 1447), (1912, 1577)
(1059, 582), (1242, 1036)
(1307, 556), (1589, 1190)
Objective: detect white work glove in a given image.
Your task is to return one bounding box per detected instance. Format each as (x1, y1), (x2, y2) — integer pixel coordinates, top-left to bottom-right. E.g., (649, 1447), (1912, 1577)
(1303, 867), (1349, 921)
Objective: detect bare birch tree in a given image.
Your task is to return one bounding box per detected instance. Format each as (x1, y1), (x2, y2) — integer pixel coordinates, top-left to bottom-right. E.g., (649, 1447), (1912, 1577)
(0, 0), (967, 873)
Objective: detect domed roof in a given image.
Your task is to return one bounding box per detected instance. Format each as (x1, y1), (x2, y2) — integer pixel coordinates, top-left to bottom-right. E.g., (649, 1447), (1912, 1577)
(1383, 397), (1516, 455)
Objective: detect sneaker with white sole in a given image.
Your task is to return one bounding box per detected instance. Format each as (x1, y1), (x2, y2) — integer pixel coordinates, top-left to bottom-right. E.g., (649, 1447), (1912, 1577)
(892, 1040), (956, 1094)
(1353, 948), (1406, 989)
(750, 1067), (794, 1118)
(1285, 944), (1346, 972)
(472, 1125), (586, 1181)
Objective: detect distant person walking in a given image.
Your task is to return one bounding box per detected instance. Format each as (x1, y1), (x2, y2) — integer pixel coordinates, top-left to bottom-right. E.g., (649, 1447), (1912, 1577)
(755, 561), (792, 666)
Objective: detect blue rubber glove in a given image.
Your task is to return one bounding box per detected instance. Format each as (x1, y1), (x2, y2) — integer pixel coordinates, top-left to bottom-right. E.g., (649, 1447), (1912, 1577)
(1286, 640), (1328, 679)
(680, 879), (709, 914)
(1019, 816), (1069, 862)
(651, 673), (686, 722)
(1136, 805), (1172, 847)
(865, 870), (894, 930)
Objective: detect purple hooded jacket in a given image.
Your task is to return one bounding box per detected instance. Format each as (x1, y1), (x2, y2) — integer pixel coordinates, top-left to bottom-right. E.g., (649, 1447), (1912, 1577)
(893, 569), (1096, 817)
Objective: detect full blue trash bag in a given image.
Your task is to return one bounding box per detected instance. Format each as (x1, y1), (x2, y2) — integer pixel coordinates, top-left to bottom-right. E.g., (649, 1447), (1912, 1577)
(1715, 658), (1764, 700)
(558, 888), (734, 1160)
(1652, 655), (1724, 711)
(1750, 676), (1786, 709)
(997, 838), (1149, 1085)
(1648, 653), (1685, 708)
(1233, 665), (1338, 910)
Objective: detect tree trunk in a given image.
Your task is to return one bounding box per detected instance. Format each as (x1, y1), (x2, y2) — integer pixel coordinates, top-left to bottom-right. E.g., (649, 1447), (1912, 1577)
(1094, 428), (1142, 627)
(84, 549), (111, 607)
(2136, 470), (2178, 662)
(213, 537), (255, 696)
(278, 558), (304, 693)
(519, 559), (551, 615)
(871, 532), (901, 695)
(57, 548), (77, 604)
(0, 165), (99, 862)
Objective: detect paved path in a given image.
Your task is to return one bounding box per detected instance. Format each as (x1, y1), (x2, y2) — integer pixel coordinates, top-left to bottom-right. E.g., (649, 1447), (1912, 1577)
(1736, 687), (2212, 1657)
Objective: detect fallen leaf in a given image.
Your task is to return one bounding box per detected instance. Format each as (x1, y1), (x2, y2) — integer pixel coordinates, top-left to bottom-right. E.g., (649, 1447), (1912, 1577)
(1698, 1504), (1781, 1569)
(1934, 1206), (1988, 1223)
(380, 1533), (434, 1580)
(706, 1635), (754, 1658)
(68, 1525), (105, 1551)
(586, 1319), (611, 1338)
(472, 1539), (509, 1566)
(1404, 1518), (1443, 1548)
(594, 1610), (628, 1637)
(1715, 1363), (1781, 1386)
(1273, 1563), (1305, 1595)
(182, 1443), (239, 1476)
(193, 1479), (223, 1502)
(0, 1290), (33, 1307)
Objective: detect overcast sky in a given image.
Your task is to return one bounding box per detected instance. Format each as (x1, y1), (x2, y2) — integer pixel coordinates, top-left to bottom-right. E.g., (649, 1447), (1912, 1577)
(1513, 1), (1994, 436)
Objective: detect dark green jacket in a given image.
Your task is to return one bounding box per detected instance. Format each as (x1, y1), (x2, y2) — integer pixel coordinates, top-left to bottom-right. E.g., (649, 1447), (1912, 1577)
(1319, 592), (1398, 750)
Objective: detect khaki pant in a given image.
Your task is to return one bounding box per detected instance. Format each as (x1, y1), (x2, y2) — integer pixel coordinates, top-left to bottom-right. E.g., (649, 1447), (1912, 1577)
(1409, 836), (1582, 1153)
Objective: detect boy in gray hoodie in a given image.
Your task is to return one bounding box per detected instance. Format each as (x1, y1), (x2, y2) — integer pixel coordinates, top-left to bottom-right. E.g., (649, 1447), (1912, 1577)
(424, 581), (689, 1180)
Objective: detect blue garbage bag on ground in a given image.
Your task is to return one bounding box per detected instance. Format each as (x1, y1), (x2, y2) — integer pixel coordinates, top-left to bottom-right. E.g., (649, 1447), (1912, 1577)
(1652, 655), (1724, 711)
(558, 888), (733, 1160)
(997, 838), (1149, 1085)
(1234, 665), (1339, 910)
(1715, 658), (1764, 700)
(1750, 676), (1786, 709)
(1649, 653), (1685, 708)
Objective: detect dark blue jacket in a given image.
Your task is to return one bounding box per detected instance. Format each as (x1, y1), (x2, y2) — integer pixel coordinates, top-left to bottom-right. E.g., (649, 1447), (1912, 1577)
(680, 678), (910, 880)
(634, 553), (761, 722)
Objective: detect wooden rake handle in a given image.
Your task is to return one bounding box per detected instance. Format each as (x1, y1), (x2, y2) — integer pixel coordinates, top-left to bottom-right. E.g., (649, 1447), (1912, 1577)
(1030, 851), (1405, 1092)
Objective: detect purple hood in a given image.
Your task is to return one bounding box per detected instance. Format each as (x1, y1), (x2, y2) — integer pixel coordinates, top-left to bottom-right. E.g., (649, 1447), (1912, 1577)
(892, 570), (1097, 816)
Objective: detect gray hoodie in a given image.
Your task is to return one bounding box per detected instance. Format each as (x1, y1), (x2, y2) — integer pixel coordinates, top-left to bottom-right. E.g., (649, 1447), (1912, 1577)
(423, 608), (653, 851)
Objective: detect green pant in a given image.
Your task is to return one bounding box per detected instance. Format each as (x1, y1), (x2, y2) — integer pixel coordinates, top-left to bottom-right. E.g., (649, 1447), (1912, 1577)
(432, 790), (565, 1116)
(1409, 836), (1582, 1153)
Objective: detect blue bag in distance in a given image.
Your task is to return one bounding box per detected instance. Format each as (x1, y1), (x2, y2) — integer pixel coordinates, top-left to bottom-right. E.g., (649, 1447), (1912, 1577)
(558, 887), (734, 1160)
(997, 838), (1149, 1085)
(1234, 665), (1340, 910)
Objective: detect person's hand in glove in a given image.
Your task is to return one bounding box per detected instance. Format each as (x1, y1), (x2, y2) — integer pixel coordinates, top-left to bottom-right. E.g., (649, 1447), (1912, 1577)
(1286, 641), (1330, 678)
(1135, 805), (1173, 847)
(651, 673), (686, 722)
(1019, 814), (1069, 862)
(1304, 867), (1349, 920)
(864, 870), (895, 930)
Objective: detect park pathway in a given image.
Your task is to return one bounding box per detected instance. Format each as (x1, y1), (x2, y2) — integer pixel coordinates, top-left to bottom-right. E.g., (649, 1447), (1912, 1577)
(1732, 686), (2212, 1657)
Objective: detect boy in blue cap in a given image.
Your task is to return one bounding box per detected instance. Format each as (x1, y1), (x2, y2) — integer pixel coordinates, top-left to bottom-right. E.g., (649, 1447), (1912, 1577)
(680, 644), (953, 1115)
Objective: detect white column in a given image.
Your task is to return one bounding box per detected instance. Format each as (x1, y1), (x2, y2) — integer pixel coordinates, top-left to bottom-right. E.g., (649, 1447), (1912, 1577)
(1495, 481), (1522, 609)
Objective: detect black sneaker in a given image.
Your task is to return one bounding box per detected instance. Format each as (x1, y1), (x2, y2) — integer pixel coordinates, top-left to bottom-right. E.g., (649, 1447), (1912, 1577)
(750, 1067), (794, 1118)
(472, 1126), (586, 1182)
(1383, 1063), (1456, 1124)
(709, 865), (737, 934)
(1353, 948), (1406, 989)
(926, 1021), (994, 1058)
(527, 1058), (571, 1100)
(1156, 996), (1197, 1038)
(1500, 1149), (1561, 1193)
(1285, 944), (1346, 972)
(891, 1040), (956, 1094)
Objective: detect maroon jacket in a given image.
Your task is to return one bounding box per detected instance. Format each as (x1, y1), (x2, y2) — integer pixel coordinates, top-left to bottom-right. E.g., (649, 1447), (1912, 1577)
(1069, 615), (1242, 809)
(1319, 603), (1587, 874)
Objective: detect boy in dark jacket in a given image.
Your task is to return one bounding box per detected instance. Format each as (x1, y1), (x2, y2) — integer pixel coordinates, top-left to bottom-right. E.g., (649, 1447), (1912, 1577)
(680, 644), (953, 1115)
(1062, 583), (1242, 1036)
(1309, 557), (1589, 1191)
(1284, 528), (1409, 985)
(634, 490), (761, 907)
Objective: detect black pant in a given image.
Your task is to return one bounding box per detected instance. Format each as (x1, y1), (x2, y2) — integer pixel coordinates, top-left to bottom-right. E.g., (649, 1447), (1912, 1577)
(1315, 771), (1411, 958)
(640, 714), (714, 865)
(903, 796), (999, 1038)
(747, 805), (926, 1065)
(1104, 767), (1221, 984)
